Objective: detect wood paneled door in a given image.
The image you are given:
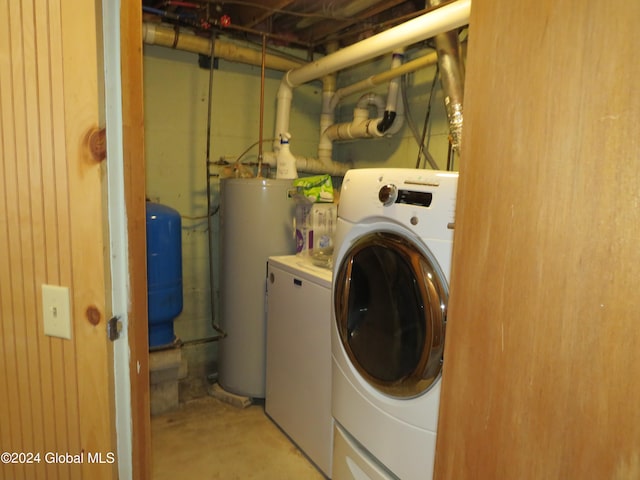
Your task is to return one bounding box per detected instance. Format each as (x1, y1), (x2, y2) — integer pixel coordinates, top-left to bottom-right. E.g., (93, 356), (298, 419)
(0, 1), (117, 479)
(435, 0), (640, 478)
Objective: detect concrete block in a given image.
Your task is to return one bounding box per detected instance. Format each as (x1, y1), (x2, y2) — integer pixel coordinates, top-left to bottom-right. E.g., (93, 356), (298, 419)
(149, 347), (182, 372)
(150, 347), (183, 415)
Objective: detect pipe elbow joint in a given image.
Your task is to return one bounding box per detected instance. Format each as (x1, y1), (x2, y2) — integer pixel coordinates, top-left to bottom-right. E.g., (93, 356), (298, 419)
(277, 78), (293, 100)
(376, 110), (397, 134)
(353, 107), (369, 124)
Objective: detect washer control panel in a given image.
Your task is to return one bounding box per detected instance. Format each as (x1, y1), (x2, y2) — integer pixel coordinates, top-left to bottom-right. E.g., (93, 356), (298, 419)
(379, 184), (433, 207)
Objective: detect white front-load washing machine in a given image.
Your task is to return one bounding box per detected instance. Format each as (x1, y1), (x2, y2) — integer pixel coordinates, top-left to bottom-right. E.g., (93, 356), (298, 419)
(331, 168), (458, 480)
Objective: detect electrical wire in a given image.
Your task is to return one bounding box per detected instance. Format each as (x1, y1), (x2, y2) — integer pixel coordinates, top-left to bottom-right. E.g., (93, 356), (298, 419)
(412, 63), (440, 169)
(203, 32), (225, 338)
(256, 34), (266, 177)
(402, 75), (421, 147)
(401, 58), (439, 169)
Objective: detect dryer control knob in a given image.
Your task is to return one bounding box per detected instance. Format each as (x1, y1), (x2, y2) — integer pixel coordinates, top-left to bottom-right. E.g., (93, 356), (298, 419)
(378, 184), (398, 206)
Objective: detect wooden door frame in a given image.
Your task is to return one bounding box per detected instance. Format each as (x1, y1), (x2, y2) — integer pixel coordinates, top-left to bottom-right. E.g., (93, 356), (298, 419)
(120, 2), (152, 479)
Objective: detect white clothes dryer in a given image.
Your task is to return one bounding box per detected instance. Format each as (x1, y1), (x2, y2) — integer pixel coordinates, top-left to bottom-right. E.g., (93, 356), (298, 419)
(331, 168), (458, 480)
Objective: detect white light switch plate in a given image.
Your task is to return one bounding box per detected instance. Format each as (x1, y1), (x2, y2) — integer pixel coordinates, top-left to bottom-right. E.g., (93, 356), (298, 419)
(42, 284), (72, 339)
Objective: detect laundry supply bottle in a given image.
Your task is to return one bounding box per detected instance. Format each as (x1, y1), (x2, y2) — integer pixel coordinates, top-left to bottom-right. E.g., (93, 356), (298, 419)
(276, 132), (298, 179)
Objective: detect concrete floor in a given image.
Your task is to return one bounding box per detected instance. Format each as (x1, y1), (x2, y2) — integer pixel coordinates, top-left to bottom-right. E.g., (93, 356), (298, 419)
(151, 395), (326, 480)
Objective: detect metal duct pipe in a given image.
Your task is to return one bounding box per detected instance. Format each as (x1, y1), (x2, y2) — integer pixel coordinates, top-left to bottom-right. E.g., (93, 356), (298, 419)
(142, 23), (303, 72)
(317, 42), (341, 171)
(427, 0), (465, 153)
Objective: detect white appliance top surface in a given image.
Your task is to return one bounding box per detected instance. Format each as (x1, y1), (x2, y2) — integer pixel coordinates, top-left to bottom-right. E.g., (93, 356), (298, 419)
(268, 255), (333, 288)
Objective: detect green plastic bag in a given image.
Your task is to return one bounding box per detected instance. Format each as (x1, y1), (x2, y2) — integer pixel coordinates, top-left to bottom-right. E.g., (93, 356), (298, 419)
(292, 174), (334, 203)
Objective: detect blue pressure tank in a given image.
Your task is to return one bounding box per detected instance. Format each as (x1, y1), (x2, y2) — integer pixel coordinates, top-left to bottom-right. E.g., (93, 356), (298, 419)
(146, 201), (183, 348)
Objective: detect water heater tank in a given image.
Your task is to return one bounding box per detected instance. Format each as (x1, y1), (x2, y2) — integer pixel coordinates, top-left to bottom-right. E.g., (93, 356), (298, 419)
(146, 201), (183, 348)
(218, 178), (296, 398)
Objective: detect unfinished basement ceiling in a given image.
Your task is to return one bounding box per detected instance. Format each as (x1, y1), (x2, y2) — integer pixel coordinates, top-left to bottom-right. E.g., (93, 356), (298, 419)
(142, 0), (437, 53)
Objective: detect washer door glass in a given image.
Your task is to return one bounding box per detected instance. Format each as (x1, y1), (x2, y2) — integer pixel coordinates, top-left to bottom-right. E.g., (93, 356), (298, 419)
(334, 231), (448, 398)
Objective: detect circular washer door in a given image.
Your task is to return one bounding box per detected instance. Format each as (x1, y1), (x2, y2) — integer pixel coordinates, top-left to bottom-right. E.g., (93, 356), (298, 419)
(334, 230), (448, 398)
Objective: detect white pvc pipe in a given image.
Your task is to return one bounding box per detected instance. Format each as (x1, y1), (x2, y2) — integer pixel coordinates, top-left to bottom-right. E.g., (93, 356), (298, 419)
(274, 0), (469, 153)
(317, 76), (336, 164)
(385, 84), (406, 136)
(222, 152), (352, 176)
(272, 0), (470, 174)
(380, 51), (406, 135)
(357, 93), (386, 112)
(283, 0), (471, 87)
(324, 93), (385, 141)
(385, 51), (404, 111)
(274, 82), (294, 149)
(323, 51), (404, 143)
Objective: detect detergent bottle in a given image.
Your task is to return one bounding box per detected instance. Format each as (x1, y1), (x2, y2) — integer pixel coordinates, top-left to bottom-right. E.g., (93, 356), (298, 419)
(276, 132), (298, 179)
